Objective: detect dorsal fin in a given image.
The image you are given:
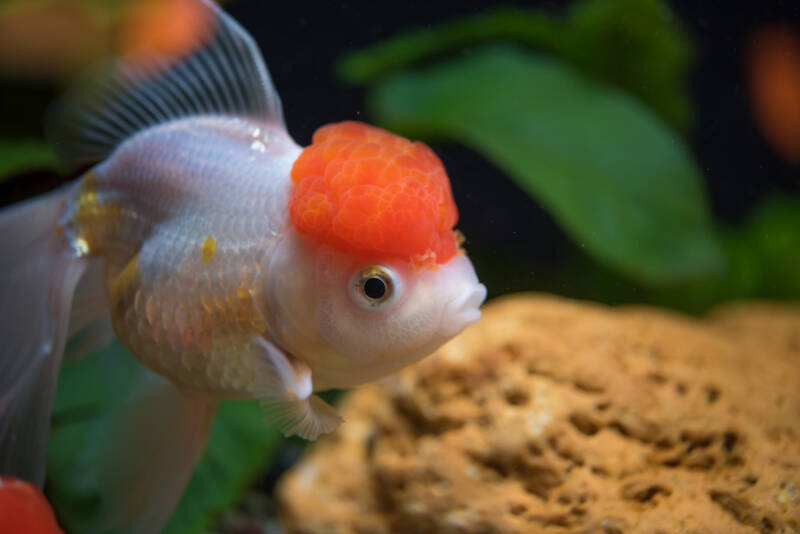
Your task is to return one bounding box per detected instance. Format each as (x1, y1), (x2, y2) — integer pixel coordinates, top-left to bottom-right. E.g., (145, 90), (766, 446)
(47, 0), (284, 166)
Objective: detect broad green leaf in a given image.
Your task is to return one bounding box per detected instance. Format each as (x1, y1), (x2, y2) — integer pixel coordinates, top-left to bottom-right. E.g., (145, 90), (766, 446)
(742, 196), (800, 297)
(648, 196), (800, 312)
(338, 0), (691, 130)
(48, 343), (281, 534)
(0, 139), (57, 181)
(337, 7), (561, 84)
(562, 0), (691, 130)
(369, 46), (723, 285)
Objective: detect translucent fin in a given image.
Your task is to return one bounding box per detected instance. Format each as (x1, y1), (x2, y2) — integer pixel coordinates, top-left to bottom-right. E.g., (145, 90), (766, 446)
(261, 395), (342, 441)
(64, 314), (114, 363)
(47, 0), (284, 166)
(67, 258), (106, 338)
(254, 338), (342, 440)
(0, 187), (87, 486)
(98, 373), (217, 534)
(64, 258), (114, 362)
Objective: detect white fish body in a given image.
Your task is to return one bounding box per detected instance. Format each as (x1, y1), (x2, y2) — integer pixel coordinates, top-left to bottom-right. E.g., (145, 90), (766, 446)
(69, 116), (301, 397)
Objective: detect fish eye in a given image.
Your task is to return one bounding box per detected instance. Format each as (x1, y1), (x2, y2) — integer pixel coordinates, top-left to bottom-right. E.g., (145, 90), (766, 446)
(351, 265), (395, 308)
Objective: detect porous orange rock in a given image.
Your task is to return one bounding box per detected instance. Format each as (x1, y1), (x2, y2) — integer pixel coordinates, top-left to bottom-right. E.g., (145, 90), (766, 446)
(276, 295), (800, 534)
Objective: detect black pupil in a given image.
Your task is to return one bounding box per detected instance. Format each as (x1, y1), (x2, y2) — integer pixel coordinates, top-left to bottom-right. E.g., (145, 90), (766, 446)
(363, 277), (387, 300)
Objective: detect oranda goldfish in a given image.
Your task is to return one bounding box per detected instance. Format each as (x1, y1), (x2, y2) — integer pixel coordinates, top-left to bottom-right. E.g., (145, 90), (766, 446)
(0, 0), (485, 531)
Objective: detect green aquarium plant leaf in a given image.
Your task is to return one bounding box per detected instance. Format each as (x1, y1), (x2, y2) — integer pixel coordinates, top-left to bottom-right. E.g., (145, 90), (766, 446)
(47, 343), (281, 534)
(648, 195), (800, 312)
(562, 0), (691, 130)
(741, 196), (800, 298)
(338, 0), (691, 130)
(0, 138), (58, 182)
(369, 46), (723, 285)
(709, 196), (800, 301)
(337, 7), (561, 84)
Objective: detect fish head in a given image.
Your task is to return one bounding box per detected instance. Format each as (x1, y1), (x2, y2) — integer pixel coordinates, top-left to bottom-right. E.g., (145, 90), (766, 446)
(263, 232), (485, 389)
(262, 121), (486, 389)
(316, 246), (486, 366)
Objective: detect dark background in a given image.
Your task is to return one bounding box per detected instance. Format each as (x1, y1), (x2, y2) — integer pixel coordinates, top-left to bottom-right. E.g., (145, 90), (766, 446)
(229, 0), (800, 298)
(223, 1), (800, 216)
(1, 0), (798, 298)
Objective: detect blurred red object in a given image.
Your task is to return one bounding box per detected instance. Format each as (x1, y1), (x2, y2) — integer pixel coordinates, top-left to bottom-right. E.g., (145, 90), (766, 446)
(0, 477), (64, 534)
(118, 0), (215, 68)
(0, 1), (103, 80)
(0, 0), (215, 81)
(747, 26), (800, 165)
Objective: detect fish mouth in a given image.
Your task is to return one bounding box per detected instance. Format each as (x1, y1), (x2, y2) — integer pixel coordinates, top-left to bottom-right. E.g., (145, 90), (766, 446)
(442, 283), (487, 338)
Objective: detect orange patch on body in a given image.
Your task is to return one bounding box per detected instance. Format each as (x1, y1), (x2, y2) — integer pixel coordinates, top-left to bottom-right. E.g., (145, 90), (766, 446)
(289, 121), (459, 265)
(110, 253), (141, 311)
(201, 236), (216, 263)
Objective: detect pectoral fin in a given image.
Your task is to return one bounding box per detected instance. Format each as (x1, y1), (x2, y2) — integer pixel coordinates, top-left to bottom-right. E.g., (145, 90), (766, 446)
(253, 338), (342, 440)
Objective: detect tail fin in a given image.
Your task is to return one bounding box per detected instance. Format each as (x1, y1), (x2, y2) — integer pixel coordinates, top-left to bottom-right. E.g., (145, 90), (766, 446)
(0, 188), (87, 486)
(96, 374), (217, 534)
